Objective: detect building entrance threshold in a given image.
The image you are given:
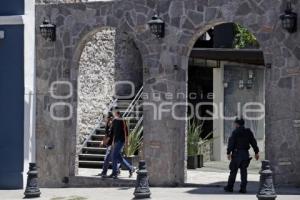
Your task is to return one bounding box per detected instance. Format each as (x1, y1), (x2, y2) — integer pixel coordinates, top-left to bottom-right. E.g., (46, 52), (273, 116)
(70, 168), (136, 188)
(186, 161), (260, 188)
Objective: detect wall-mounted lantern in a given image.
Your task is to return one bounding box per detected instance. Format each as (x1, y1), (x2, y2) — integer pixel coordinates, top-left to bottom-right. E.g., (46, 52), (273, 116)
(148, 15), (165, 38)
(280, 2), (297, 33)
(40, 19), (56, 42)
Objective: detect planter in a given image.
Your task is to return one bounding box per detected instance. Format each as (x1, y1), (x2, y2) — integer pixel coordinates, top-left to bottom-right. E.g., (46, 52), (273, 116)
(122, 155), (139, 170)
(187, 155), (198, 169)
(197, 154), (204, 168)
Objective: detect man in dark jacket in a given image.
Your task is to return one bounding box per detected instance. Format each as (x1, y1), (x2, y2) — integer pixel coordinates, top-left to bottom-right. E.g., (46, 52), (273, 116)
(224, 118), (259, 193)
(109, 110), (135, 179)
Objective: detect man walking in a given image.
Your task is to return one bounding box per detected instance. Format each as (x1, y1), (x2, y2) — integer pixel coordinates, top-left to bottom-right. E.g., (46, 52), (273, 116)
(109, 110), (135, 179)
(224, 118), (259, 193)
(99, 112), (119, 177)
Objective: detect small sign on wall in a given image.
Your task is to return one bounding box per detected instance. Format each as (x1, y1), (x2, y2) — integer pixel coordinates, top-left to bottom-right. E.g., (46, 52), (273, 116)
(0, 31), (4, 39)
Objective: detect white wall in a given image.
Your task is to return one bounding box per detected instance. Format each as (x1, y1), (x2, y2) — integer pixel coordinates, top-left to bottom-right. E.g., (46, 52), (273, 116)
(23, 0), (36, 188)
(213, 65), (226, 161)
(213, 62), (266, 161)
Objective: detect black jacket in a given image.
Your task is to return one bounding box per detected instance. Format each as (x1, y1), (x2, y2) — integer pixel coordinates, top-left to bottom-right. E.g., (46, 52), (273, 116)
(105, 119), (113, 146)
(111, 119), (128, 143)
(227, 126), (259, 155)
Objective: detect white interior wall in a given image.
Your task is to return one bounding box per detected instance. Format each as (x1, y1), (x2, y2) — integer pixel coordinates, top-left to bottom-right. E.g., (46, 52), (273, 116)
(213, 64), (226, 161)
(213, 61), (265, 161)
(23, 0), (36, 188)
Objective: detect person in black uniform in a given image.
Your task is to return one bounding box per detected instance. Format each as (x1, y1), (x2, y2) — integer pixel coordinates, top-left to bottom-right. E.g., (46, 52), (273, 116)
(224, 118), (260, 193)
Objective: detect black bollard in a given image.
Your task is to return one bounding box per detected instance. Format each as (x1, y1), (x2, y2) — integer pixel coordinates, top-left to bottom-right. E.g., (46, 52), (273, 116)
(257, 160), (277, 200)
(24, 163), (41, 198)
(134, 160), (151, 199)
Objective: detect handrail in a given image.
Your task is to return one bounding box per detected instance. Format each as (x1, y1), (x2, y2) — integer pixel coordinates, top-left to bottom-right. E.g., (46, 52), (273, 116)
(122, 87), (143, 118)
(78, 98), (118, 153)
(123, 86), (143, 118)
(131, 116), (143, 133)
(79, 86), (143, 154)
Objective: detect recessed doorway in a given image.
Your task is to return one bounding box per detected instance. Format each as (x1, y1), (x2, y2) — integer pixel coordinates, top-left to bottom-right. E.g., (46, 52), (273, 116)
(186, 23), (265, 191)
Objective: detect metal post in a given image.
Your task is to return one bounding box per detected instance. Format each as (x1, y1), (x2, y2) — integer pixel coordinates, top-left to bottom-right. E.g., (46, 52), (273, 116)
(257, 160), (277, 200)
(24, 163), (41, 198)
(134, 160), (151, 199)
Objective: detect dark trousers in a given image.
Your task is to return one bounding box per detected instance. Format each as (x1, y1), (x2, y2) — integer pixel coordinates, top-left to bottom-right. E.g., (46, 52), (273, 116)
(227, 150), (250, 190)
(101, 146), (112, 175)
(101, 146), (121, 175)
(112, 141), (132, 176)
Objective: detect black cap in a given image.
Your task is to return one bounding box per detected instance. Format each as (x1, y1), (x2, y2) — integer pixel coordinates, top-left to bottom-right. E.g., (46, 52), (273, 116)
(234, 118), (245, 126)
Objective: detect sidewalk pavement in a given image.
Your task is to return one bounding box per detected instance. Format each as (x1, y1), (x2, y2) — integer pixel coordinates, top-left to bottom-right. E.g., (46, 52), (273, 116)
(77, 160), (261, 186)
(2, 161), (298, 200)
(1, 186), (300, 200)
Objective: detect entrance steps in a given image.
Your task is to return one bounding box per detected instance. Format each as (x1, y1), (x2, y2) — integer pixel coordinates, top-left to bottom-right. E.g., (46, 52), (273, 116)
(78, 95), (143, 169)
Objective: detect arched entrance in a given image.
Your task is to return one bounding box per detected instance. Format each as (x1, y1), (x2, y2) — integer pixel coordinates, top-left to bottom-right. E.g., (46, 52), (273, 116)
(74, 26), (144, 178)
(35, 0), (300, 187)
(185, 22), (265, 187)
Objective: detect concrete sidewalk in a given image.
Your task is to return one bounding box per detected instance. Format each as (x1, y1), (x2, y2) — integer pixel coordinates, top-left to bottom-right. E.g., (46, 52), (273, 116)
(3, 161), (297, 200)
(186, 160), (260, 186)
(1, 187), (300, 200)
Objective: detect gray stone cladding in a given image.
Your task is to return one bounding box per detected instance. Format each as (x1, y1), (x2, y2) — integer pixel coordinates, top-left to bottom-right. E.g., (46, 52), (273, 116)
(77, 28), (116, 145)
(77, 27), (142, 146)
(36, 0), (300, 187)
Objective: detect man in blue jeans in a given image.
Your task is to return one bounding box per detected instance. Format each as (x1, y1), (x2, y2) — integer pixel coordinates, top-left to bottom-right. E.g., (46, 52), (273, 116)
(108, 110), (135, 179)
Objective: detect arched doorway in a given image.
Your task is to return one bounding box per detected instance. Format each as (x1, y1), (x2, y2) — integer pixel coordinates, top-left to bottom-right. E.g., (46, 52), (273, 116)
(186, 23), (265, 187)
(74, 27), (143, 178)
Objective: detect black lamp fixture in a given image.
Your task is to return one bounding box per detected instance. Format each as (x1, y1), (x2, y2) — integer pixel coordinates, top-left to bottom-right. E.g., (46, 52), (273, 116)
(148, 0), (165, 38)
(148, 14), (165, 38)
(280, 1), (297, 33)
(40, 18), (56, 41)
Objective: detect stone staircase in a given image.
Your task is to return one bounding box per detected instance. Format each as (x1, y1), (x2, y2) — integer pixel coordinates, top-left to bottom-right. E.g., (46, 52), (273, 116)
(78, 97), (143, 169)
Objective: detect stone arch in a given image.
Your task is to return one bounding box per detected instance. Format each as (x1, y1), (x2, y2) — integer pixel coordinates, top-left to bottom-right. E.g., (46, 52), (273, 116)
(181, 21), (270, 183)
(70, 25), (145, 175)
(35, 0), (300, 187)
(75, 26), (117, 145)
(72, 27), (116, 74)
(185, 21), (273, 62)
(169, 1), (283, 180)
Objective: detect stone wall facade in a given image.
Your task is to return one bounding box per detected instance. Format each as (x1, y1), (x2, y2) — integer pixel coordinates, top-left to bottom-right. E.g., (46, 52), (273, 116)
(76, 27), (143, 148)
(77, 28), (116, 145)
(36, 0), (300, 187)
(115, 32), (143, 97)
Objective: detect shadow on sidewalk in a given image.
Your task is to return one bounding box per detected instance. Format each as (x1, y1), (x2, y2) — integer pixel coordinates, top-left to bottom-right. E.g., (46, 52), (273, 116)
(184, 181), (300, 195)
(185, 181), (259, 195)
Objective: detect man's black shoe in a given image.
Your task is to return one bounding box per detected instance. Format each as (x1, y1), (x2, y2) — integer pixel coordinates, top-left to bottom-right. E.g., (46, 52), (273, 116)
(107, 174), (118, 179)
(224, 186), (233, 192)
(101, 174), (109, 178)
(239, 189), (247, 194)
